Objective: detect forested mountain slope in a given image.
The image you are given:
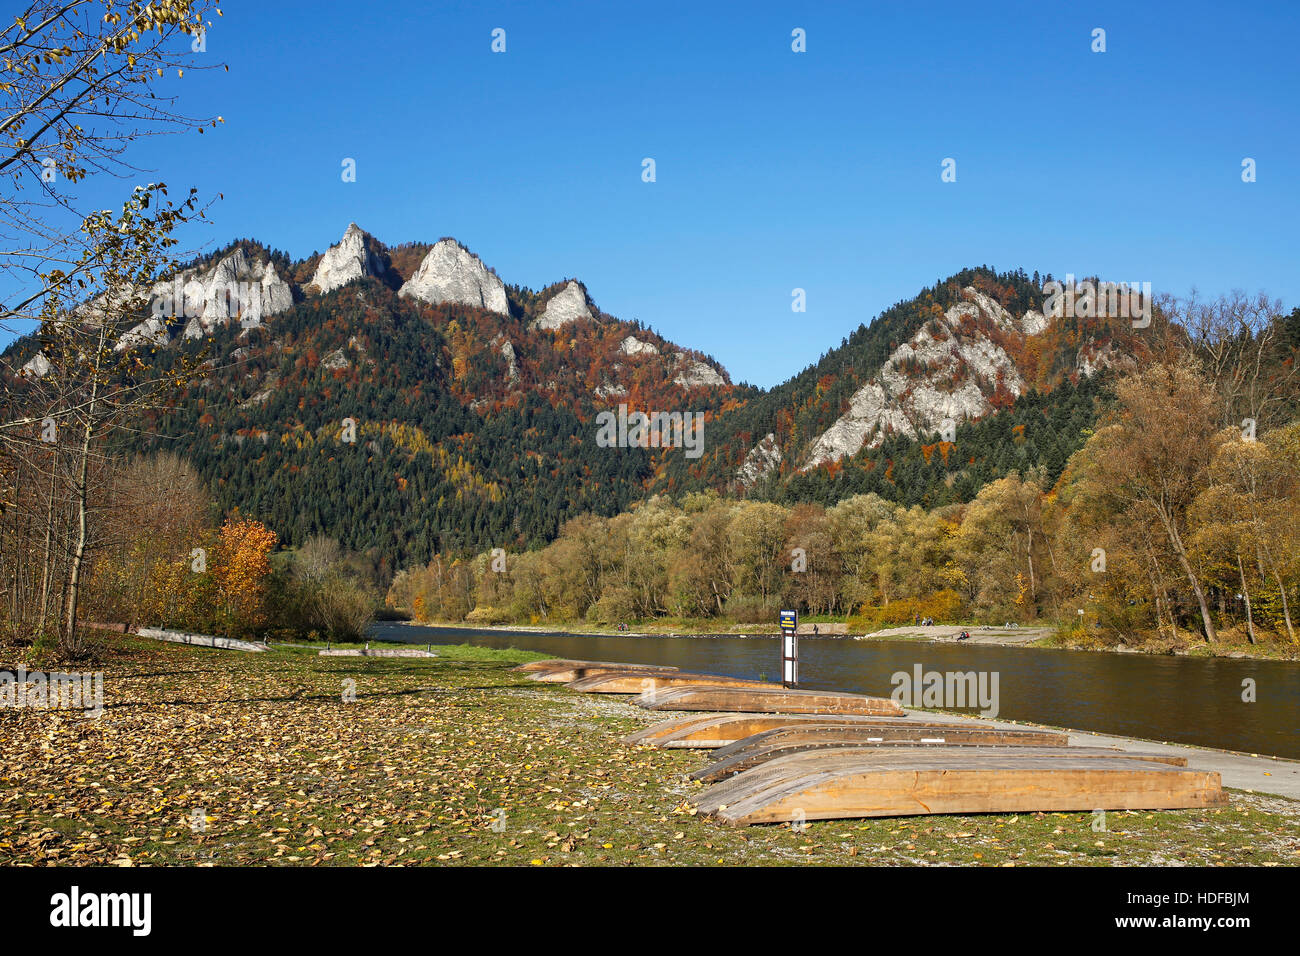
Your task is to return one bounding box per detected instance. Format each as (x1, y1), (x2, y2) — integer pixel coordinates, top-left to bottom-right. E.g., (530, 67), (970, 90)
(3, 229), (1161, 565)
(652, 267), (1152, 507)
(3, 226), (742, 568)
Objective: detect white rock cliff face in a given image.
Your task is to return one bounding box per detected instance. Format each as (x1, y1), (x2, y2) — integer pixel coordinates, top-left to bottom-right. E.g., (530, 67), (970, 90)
(532, 281), (594, 330)
(734, 433), (783, 489)
(399, 239), (508, 315)
(114, 316), (171, 352)
(112, 248), (293, 351)
(672, 352), (726, 388)
(620, 334), (659, 356)
(20, 352), (51, 378)
(83, 245), (292, 350)
(176, 248), (293, 340)
(497, 338), (519, 382)
(310, 223), (383, 295)
(1076, 338), (1135, 377)
(801, 287), (1049, 469)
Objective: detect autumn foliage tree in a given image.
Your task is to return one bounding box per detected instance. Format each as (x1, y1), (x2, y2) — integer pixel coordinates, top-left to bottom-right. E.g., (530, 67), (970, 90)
(211, 516), (277, 637)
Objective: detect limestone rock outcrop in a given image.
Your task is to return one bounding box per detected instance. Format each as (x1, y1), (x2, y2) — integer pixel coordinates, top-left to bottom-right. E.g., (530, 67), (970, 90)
(19, 352), (51, 378)
(734, 433), (783, 489)
(532, 281), (594, 330)
(310, 223), (385, 296)
(176, 247), (293, 339)
(398, 239), (508, 315)
(672, 352), (726, 388)
(801, 287), (1050, 468)
(114, 316), (170, 352)
(620, 334), (659, 356)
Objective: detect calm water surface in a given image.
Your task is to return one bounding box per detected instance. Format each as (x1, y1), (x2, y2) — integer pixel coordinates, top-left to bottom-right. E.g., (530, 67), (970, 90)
(370, 623), (1300, 760)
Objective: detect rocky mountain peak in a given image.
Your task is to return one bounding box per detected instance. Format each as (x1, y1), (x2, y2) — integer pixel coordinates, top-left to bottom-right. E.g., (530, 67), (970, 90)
(532, 280), (594, 330)
(398, 238), (508, 315)
(102, 246), (294, 351)
(169, 248), (292, 343)
(310, 223), (384, 295)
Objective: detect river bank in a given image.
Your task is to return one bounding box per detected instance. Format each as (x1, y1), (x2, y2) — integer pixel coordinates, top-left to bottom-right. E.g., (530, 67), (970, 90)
(387, 618), (1300, 661)
(373, 622), (1300, 759)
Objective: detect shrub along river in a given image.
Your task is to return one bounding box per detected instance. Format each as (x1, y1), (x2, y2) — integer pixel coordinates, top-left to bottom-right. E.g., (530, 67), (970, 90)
(371, 623), (1300, 760)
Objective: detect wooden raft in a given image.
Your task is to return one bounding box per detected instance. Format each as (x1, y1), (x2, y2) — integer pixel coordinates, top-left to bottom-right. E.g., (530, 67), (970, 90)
(707, 723), (1067, 760)
(699, 747), (1186, 794)
(623, 713), (950, 749)
(694, 750), (1226, 825)
(622, 713), (732, 746)
(515, 659), (679, 683)
(690, 724), (1069, 781)
(529, 664), (682, 684)
(545, 659), (1228, 824)
(695, 742), (1185, 784)
(566, 671), (775, 694)
(634, 684), (905, 717)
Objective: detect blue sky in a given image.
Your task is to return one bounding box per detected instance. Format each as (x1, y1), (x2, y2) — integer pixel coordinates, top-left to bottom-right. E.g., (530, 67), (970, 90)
(14, 0), (1299, 388)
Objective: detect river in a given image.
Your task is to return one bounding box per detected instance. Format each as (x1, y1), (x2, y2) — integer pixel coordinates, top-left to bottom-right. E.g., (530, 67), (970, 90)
(370, 623), (1300, 760)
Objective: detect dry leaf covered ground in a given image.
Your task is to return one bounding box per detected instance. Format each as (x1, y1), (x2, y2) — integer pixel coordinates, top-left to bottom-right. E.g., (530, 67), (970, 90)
(2, 637), (1298, 866)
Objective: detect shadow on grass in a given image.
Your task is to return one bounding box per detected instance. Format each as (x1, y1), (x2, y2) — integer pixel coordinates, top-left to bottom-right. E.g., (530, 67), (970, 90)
(95, 686), (457, 712)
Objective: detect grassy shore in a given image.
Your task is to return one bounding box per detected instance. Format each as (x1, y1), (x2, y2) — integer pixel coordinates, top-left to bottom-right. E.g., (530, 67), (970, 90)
(2, 635), (1298, 866)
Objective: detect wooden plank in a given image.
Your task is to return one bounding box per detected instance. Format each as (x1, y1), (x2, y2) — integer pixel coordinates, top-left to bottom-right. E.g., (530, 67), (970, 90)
(528, 663), (685, 684)
(566, 672), (775, 694)
(514, 658), (678, 675)
(707, 723), (1065, 761)
(695, 749), (1193, 815)
(641, 714), (965, 749)
(696, 753), (858, 811)
(514, 659), (580, 673)
(637, 684), (905, 717)
(622, 714), (725, 746)
(694, 742), (1186, 783)
(698, 754), (1225, 825)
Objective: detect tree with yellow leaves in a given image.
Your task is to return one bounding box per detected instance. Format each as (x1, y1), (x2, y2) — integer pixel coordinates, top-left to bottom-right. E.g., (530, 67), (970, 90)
(211, 516), (277, 637)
